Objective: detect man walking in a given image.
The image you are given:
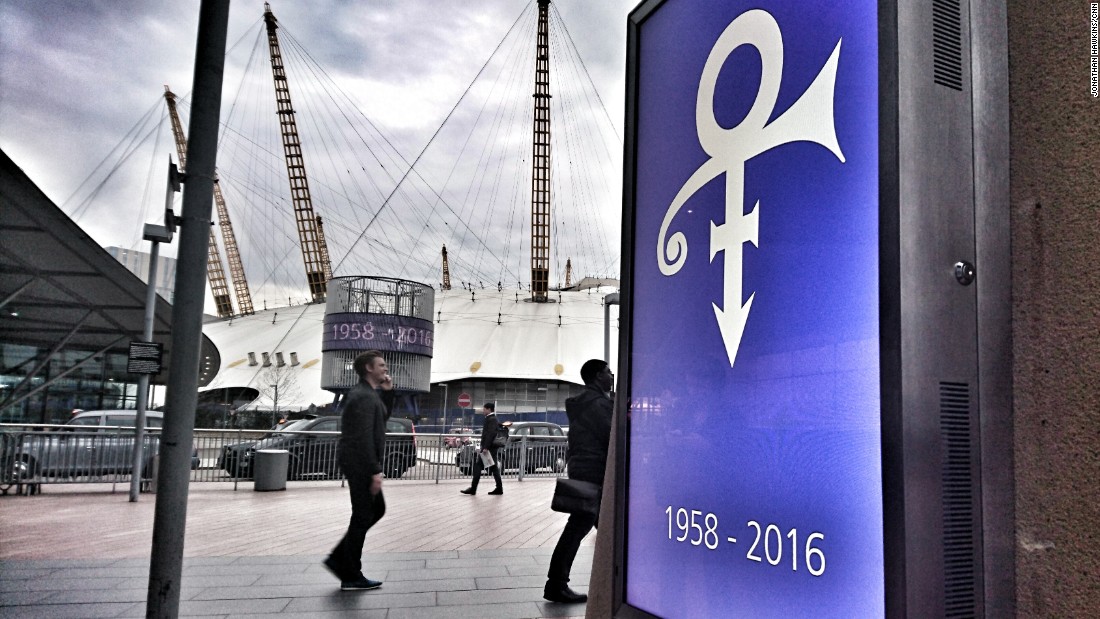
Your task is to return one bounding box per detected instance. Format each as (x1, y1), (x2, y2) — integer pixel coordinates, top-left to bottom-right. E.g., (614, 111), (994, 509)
(544, 359), (614, 604)
(461, 402), (504, 495)
(324, 350), (394, 590)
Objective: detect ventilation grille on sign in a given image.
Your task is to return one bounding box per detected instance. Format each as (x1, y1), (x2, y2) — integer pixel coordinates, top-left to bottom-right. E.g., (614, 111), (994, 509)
(940, 381), (976, 618)
(932, 0), (964, 90)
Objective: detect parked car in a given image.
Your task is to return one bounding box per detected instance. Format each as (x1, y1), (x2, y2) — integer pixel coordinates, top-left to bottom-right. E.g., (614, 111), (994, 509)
(218, 415), (418, 480)
(443, 427), (476, 449)
(455, 421), (567, 475)
(6, 410), (199, 481)
(218, 418), (317, 479)
(385, 417), (418, 478)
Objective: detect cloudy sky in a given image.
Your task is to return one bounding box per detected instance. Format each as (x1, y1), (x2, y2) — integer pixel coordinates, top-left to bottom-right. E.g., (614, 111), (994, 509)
(0, 0), (639, 307)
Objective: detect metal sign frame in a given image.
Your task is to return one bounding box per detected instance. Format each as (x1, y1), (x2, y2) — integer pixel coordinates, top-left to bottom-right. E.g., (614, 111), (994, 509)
(613, 0), (1012, 617)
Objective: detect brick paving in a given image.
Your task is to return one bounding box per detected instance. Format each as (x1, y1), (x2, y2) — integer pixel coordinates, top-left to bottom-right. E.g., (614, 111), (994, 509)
(0, 478), (592, 618)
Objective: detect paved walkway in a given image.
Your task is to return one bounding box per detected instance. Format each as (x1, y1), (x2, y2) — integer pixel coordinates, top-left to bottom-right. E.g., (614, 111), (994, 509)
(0, 478), (592, 618)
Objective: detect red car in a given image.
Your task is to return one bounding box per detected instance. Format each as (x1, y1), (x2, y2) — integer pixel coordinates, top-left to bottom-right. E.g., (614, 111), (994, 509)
(444, 427), (475, 449)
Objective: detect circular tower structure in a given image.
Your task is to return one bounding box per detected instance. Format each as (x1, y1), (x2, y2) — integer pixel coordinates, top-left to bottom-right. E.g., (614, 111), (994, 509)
(321, 276), (434, 394)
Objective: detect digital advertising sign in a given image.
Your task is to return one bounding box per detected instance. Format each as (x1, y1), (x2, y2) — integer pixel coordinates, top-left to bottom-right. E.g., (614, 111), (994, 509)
(618, 0), (883, 616)
(322, 312), (435, 357)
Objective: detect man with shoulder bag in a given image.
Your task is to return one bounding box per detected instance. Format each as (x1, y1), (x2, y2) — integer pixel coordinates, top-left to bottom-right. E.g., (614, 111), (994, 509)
(461, 402), (504, 495)
(544, 359), (614, 604)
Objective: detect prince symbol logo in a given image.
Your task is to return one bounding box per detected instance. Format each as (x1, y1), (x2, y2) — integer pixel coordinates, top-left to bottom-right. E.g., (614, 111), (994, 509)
(656, 10), (847, 367)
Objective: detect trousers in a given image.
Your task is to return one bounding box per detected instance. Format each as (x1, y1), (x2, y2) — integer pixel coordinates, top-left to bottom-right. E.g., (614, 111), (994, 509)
(328, 471), (386, 579)
(547, 509), (597, 585)
(470, 446), (502, 490)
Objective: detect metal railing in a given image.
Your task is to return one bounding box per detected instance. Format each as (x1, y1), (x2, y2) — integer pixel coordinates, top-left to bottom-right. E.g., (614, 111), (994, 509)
(1, 424), (568, 493)
(1, 424), (166, 494)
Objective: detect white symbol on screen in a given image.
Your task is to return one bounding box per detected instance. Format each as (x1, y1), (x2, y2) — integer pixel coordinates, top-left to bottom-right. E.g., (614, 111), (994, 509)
(656, 9), (846, 367)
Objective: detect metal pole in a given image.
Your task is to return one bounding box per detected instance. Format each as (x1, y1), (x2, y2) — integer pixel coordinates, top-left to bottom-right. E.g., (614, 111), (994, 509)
(433, 431), (443, 484)
(129, 241), (161, 502)
(603, 292), (620, 363)
(146, 2), (229, 616)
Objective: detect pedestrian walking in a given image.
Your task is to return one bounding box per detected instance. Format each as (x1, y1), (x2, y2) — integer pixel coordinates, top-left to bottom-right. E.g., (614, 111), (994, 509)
(544, 359), (614, 604)
(461, 402), (504, 495)
(323, 350), (395, 590)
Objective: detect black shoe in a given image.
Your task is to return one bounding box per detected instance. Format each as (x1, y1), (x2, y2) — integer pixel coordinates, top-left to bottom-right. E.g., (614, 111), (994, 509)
(460, 487), (476, 495)
(322, 556), (348, 581)
(488, 487), (503, 495)
(543, 582), (587, 603)
(341, 576), (383, 591)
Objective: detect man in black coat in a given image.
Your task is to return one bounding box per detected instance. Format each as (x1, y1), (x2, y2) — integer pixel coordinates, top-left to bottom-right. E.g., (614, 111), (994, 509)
(461, 402), (504, 495)
(544, 359), (614, 604)
(323, 350), (394, 591)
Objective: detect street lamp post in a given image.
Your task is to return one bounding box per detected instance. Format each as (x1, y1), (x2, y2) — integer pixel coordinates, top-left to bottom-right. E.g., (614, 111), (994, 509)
(604, 292), (620, 363)
(270, 383), (279, 427)
(146, 4), (230, 614)
(129, 157), (179, 503)
(442, 383), (449, 430)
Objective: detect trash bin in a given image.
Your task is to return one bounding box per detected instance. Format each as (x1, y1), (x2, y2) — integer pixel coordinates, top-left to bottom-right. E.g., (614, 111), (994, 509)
(254, 449), (289, 492)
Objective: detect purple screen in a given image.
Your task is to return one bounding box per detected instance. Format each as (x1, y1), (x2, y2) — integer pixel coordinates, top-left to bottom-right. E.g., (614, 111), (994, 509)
(625, 1), (882, 616)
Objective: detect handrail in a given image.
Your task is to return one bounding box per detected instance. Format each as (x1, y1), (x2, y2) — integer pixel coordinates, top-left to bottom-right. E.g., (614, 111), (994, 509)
(0, 425), (568, 493)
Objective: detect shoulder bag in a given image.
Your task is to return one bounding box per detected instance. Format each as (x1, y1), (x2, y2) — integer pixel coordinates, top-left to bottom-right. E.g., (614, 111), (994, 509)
(551, 478), (602, 517)
(492, 423), (508, 448)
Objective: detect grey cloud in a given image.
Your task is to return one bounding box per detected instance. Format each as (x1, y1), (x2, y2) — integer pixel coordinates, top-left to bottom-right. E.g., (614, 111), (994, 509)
(0, 0), (633, 305)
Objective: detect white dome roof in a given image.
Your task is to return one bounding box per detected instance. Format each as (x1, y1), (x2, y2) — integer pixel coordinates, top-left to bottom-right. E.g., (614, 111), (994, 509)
(201, 286), (619, 409)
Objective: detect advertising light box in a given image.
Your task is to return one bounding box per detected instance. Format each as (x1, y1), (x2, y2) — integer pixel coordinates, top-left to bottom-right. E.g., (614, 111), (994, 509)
(618, 0), (882, 616)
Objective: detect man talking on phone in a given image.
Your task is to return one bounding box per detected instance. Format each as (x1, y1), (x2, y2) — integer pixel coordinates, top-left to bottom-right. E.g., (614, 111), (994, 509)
(323, 350), (395, 590)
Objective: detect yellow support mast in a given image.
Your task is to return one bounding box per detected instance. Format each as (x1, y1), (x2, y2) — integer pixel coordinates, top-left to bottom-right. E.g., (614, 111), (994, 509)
(529, 0), (552, 302)
(316, 216), (333, 284)
(218, 175), (255, 316)
(441, 245), (452, 290)
(163, 86), (235, 318)
(263, 3), (332, 303)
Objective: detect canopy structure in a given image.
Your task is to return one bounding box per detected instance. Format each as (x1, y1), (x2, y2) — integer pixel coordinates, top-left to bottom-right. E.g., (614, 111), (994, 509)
(0, 148), (219, 415)
(200, 284), (619, 410)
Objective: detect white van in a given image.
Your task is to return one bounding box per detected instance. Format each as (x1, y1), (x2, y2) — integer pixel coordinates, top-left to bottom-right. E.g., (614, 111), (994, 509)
(67, 409), (164, 429)
(11, 410), (197, 481)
